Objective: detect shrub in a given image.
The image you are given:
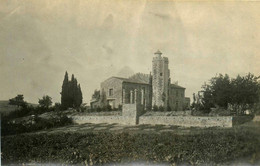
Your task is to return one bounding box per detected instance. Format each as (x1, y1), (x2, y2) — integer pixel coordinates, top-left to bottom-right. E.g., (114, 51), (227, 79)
(167, 106), (172, 112)
(152, 105), (158, 112)
(158, 105), (164, 112)
(2, 115), (73, 136)
(96, 107), (102, 112)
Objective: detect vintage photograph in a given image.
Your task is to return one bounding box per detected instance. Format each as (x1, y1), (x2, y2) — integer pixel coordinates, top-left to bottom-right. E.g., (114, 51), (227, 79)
(0, 0), (260, 165)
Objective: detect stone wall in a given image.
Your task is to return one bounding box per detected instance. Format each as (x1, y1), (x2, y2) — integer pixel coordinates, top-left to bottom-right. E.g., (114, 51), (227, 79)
(71, 115), (135, 125)
(139, 116), (233, 128)
(72, 102), (144, 125)
(71, 114), (254, 128)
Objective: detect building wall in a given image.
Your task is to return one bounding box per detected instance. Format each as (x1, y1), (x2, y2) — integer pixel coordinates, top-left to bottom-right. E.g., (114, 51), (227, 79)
(122, 82), (152, 109)
(169, 88), (185, 111)
(100, 78), (123, 108)
(152, 55), (170, 107)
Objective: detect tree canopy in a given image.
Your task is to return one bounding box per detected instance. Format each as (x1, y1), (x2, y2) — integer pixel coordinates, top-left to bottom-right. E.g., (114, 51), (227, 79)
(199, 73), (260, 111)
(38, 95), (52, 108)
(9, 94), (27, 108)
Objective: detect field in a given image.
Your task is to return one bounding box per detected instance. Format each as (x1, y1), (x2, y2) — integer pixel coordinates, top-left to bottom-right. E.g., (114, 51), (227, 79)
(2, 121), (260, 165)
(0, 101), (18, 115)
(0, 100), (38, 116)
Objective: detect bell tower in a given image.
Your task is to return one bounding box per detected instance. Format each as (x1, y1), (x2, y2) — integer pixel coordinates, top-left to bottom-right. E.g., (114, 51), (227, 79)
(152, 50), (170, 107)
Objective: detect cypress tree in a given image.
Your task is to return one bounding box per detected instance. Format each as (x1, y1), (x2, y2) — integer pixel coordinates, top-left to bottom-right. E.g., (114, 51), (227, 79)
(77, 84), (83, 107)
(61, 72), (83, 110)
(61, 71), (69, 109)
(68, 74), (75, 107)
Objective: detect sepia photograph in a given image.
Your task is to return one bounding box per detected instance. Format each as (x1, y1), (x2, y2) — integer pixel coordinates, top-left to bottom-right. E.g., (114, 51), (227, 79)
(0, 0), (260, 165)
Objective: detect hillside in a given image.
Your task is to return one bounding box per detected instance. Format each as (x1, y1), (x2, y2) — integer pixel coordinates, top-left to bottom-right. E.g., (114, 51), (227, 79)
(0, 100), (38, 116)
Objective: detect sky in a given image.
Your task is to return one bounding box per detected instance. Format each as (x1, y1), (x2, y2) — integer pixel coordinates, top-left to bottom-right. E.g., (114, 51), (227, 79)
(0, 0), (259, 104)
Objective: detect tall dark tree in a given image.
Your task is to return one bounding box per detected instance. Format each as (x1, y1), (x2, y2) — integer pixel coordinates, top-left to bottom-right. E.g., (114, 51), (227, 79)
(61, 72), (83, 110)
(76, 84), (83, 107)
(61, 71), (69, 109)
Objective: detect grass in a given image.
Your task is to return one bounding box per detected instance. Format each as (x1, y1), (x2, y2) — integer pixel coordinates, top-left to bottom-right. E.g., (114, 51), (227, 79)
(0, 101), (19, 115)
(2, 122), (260, 165)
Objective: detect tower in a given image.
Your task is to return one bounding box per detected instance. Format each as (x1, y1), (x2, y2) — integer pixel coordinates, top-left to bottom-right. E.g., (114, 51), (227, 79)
(152, 50), (170, 107)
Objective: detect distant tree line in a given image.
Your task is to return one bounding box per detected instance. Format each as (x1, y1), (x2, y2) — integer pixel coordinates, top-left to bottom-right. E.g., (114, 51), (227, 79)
(61, 71), (83, 110)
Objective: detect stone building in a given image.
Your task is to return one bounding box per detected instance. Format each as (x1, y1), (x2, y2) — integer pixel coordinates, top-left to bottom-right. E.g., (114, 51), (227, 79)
(90, 50), (190, 111)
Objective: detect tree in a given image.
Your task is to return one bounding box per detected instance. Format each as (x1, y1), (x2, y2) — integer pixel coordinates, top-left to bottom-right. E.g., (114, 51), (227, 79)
(92, 90), (100, 100)
(61, 71), (69, 109)
(38, 95), (52, 109)
(200, 73), (260, 112)
(230, 73), (260, 107)
(75, 84), (83, 108)
(61, 72), (83, 110)
(9, 94), (27, 108)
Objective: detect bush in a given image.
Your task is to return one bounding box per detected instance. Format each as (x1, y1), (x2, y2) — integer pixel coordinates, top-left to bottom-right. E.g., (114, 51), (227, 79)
(152, 105), (158, 112)
(96, 107), (102, 112)
(167, 106), (172, 112)
(158, 105), (164, 112)
(2, 115), (73, 136)
(2, 130), (260, 165)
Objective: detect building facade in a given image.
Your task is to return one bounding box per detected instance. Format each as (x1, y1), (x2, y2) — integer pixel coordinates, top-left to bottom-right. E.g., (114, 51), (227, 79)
(90, 50), (190, 111)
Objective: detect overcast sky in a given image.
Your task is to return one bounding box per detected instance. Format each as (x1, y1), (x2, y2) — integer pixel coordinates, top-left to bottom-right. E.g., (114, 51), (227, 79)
(0, 0), (259, 104)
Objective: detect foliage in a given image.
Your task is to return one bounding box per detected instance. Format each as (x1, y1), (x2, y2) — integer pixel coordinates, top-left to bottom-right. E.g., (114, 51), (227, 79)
(2, 105), (35, 121)
(38, 95), (52, 109)
(54, 102), (62, 111)
(91, 90), (100, 100)
(166, 105), (172, 111)
(2, 114), (73, 136)
(9, 94), (27, 108)
(61, 71), (83, 110)
(158, 105), (164, 112)
(2, 130), (260, 165)
(200, 73), (260, 112)
(152, 105), (158, 112)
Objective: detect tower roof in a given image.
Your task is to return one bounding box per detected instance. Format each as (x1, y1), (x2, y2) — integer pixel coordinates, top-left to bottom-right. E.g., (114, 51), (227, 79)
(154, 50), (162, 55)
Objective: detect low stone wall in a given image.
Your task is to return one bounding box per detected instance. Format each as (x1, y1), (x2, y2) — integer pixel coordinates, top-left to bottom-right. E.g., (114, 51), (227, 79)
(139, 116), (233, 128)
(70, 115), (136, 125)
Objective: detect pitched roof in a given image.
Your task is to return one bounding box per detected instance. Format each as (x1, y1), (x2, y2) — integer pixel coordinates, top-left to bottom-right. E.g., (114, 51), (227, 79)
(128, 73), (150, 84)
(112, 74), (150, 85)
(170, 84), (186, 89)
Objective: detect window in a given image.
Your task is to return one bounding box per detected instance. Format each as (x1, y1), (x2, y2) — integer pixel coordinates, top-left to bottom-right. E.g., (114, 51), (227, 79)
(176, 91), (179, 97)
(109, 89), (113, 96)
(160, 73), (163, 76)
